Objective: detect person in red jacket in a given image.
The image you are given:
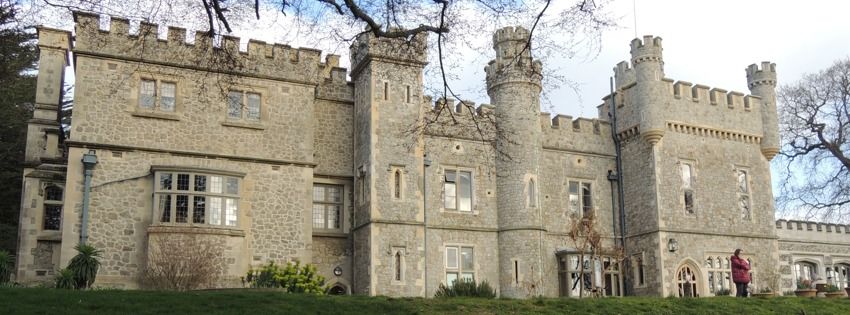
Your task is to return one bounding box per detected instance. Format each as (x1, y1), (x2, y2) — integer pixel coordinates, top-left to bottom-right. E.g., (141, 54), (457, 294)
(731, 249), (751, 297)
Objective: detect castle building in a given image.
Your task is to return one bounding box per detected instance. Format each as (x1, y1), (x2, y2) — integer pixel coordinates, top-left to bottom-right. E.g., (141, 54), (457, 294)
(15, 12), (850, 297)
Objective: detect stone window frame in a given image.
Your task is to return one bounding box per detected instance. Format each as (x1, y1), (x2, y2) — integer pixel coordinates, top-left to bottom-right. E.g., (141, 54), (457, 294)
(444, 244), (475, 285)
(220, 84), (269, 130)
(557, 253), (623, 297)
(388, 165), (406, 201)
(151, 167), (244, 228)
(527, 177), (538, 208)
(704, 254), (734, 296)
(42, 183), (64, 231)
(679, 160), (697, 215)
(828, 262), (850, 289)
(391, 246), (406, 284)
(313, 176), (352, 235)
(567, 179), (594, 217)
(631, 252), (646, 288)
(130, 72), (183, 120)
(794, 259), (819, 287)
(312, 183), (344, 232)
(734, 166), (753, 221)
(441, 166), (476, 213)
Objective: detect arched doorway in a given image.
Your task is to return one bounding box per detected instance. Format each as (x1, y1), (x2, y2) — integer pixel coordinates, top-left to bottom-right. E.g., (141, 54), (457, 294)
(328, 284), (348, 295)
(676, 264), (700, 297)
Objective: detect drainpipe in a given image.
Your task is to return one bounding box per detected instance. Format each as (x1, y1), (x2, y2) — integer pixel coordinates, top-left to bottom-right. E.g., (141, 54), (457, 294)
(608, 77), (628, 293)
(423, 153), (432, 297)
(80, 149), (98, 245)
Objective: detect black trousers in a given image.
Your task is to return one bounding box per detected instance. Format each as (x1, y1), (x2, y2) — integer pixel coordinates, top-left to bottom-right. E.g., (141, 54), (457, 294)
(735, 282), (748, 297)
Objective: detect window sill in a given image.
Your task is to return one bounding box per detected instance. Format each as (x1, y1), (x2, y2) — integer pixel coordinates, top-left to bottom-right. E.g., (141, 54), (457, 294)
(37, 231), (63, 241)
(313, 231), (348, 238)
(440, 208), (479, 216)
(147, 224), (245, 237)
(221, 120), (266, 130)
(131, 111), (181, 121)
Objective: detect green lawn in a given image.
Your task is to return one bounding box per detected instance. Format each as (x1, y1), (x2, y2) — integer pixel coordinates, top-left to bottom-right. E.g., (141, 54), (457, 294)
(2, 288), (849, 314)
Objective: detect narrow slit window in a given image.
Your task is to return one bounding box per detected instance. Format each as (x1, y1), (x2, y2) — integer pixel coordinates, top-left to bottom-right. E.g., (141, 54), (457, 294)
(383, 82), (389, 100)
(528, 179), (537, 207)
(395, 251), (403, 281)
(514, 260), (519, 284)
(681, 163), (695, 214)
(405, 85), (411, 103)
(737, 169), (751, 220)
(394, 170), (402, 199)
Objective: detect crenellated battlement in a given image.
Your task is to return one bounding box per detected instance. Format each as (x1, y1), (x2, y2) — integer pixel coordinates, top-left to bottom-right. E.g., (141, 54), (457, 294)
(746, 61), (777, 89)
(485, 26), (542, 91)
(776, 220), (850, 245)
(349, 28), (428, 78)
(630, 35), (663, 65)
(777, 219), (850, 234)
(613, 77), (763, 112)
(72, 11), (343, 85)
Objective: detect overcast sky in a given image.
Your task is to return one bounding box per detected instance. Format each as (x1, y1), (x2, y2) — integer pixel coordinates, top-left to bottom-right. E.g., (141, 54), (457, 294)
(454, 0), (850, 118)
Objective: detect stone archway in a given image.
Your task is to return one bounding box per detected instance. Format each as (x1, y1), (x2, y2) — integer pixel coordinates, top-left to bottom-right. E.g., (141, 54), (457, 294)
(328, 283), (348, 295)
(676, 263), (701, 298)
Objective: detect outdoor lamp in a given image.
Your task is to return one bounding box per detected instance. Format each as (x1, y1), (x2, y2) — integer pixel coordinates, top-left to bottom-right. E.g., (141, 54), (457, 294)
(667, 238), (679, 252)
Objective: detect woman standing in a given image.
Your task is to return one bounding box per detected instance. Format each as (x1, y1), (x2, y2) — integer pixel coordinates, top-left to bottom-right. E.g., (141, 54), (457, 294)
(731, 249), (751, 297)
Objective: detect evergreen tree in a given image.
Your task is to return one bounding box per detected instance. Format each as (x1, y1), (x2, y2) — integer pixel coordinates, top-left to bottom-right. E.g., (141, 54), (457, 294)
(0, 0), (37, 253)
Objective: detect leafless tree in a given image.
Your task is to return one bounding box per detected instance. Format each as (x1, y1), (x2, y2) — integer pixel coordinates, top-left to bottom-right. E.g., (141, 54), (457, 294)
(143, 234), (225, 291)
(776, 58), (850, 223)
(566, 212), (624, 298)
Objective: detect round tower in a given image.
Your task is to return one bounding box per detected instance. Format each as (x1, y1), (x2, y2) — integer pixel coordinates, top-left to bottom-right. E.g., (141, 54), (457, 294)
(485, 26), (544, 298)
(630, 35), (666, 145)
(746, 62), (779, 160)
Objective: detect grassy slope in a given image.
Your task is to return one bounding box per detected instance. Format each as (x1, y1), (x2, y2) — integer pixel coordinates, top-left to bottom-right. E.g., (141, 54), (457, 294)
(1, 288), (849, 314)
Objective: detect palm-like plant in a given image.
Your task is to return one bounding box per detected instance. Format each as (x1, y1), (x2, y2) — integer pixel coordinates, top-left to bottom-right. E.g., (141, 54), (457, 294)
(67, 244), (102, 289)
(55, 268), (75, 289)
(0, 250), (12, 284)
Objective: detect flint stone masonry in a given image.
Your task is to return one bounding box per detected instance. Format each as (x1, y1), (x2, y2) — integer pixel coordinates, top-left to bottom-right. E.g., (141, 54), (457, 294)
(16, 14), (849, 298)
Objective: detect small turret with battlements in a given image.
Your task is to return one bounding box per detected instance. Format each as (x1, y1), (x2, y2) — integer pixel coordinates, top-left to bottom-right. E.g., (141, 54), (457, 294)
(746, 62), (779, 160)
(630, 35), (666, 145)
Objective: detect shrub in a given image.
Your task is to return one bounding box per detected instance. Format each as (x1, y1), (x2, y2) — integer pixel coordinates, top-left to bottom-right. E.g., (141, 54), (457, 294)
(715, 288), (731, 296)
(0, 250), (12, 284)
(434, 279), (496, 298)
(246, 261), (325, 294)
(825, 284), (840, 293)
(67, 244), (102, 289)
(796, 279), (813, 290)
(142, 235), (224, 291)
(55, 268), (75, 289)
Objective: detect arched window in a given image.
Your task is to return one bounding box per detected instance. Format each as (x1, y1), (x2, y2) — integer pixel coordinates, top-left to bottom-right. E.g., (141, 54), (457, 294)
(794, 261), (817, 286)
(528, 179), (537, 207)
(829, 263), (849, 288)
(394, 170), (402, 199)
(676, 264), (699, 297)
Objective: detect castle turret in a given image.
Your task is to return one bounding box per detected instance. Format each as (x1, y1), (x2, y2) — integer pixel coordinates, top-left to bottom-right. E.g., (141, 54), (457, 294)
(630, 35), (666, 145)
(485, 26), (544, 298)
(746, 62), (779, 160)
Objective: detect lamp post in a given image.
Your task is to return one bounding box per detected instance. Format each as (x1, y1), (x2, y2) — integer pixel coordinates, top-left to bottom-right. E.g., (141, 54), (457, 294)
(423, 154), (431, 297)
(667, 238), (679, 253)
(80, 149), (98, 245)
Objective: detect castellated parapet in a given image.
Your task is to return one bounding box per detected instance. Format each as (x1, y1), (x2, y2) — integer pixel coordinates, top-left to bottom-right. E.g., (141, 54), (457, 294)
(72, 11), (341, 85)
(349, 29), (428, 78)
(485, 27), (543, 91)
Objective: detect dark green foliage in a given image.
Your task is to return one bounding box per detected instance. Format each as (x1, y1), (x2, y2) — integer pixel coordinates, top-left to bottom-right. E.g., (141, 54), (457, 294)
(0, 0), (38, 254)
(54, 268), (74, 290)
(245, 261), (325, 294)
(0, 249), (12, 283)
(434, 279), (496, 298)
(67, 244), (101, 289)
(715, 288), (731, 296)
